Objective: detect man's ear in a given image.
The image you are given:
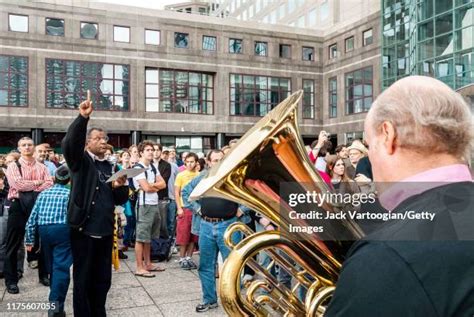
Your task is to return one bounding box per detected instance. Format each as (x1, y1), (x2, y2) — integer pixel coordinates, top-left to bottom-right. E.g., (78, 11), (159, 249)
(381, 121), (396, 155)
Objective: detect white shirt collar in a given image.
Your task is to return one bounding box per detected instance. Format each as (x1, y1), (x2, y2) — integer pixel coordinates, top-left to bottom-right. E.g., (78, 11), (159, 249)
(87, 150), (107, 162)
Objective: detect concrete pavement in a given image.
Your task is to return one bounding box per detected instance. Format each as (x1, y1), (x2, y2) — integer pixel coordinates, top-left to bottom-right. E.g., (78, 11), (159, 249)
(0, 251), (227, 316)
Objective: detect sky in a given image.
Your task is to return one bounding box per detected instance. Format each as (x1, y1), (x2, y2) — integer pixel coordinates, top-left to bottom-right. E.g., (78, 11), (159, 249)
(94, 0), (187, 10)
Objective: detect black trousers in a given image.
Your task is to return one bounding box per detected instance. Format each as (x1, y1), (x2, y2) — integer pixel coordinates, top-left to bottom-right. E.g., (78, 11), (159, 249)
(70, 229), (112, 317)
(4, 199), (47, 286)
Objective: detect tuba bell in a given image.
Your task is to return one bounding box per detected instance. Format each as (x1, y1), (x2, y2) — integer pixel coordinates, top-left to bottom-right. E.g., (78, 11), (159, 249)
(190, 90), (364, 316)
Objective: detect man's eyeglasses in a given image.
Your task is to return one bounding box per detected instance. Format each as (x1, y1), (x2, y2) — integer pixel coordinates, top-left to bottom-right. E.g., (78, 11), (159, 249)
(90, 136), (109, 142)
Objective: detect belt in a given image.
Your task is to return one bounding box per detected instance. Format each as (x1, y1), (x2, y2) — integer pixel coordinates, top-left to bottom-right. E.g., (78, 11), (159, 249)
(202, 215), (232, 223)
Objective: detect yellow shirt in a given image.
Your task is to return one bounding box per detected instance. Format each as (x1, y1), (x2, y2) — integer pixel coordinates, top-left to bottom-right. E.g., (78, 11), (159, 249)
(174, 169), (199, 207)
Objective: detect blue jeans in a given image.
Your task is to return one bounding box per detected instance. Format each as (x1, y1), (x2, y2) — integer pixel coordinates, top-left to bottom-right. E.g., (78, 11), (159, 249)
(198, 217), (240, 305)
(167, 199), (177, 235)
(39, 224), (72, 314)
(123, 213), (136, 247)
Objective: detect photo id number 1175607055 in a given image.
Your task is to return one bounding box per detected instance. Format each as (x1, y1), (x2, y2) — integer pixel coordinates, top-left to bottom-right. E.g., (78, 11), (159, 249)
(2, 301), (58, 312)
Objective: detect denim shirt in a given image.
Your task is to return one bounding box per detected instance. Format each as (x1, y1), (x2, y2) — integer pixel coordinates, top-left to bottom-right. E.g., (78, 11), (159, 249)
(181, 170), (251, 234)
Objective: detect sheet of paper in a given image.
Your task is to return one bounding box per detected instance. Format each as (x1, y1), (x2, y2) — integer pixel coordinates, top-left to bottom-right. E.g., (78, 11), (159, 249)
(106, 168), (146, 183)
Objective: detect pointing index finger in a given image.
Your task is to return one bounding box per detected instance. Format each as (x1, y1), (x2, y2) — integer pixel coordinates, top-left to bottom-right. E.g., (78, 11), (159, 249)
(87, 89), (91, 102)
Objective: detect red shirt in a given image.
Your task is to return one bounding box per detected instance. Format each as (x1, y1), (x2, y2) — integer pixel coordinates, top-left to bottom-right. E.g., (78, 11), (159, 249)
(6, 157), (53, 200)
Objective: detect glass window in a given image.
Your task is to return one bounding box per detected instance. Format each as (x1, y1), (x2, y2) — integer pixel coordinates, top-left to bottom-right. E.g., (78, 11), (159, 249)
(46, 59), (129, 111)
(255, 42), (267, 56)
(288, 0), (295, 13)
(0, 55), (28, 107)
(174, 32), (189, 48)
(418, 20), (434, 41)
(455, 5), (473, 29)
(230, 73), (291, 116)
(418, 1), (433, 21)
(80, 22), (98, 39)
(279, 3), (286, 18)
(308, 9), (317, 26)
(345, 37), (354, 52)
(320, 1), (329, 21)
(329, 77), (337, 118)
(45, 18), (64, 36)
(436, 1), (453, 15)
(345, 131), (364, 144)
(455, 26), (473, 51)
(279, 44), (291, 58)
(229, 38), (243, 54)
(345, 66), (373, 114)
(363, 29), (373, 46)
(302, 46), (314, 61)
(297, 15), (305, 28)
(114, 26), (130, 43)
(302, 79), (315, 119)
(418, 39), (435, 60)
(202, 35), (217, 51)
(9, 14), (28, 33)
(436, 33), (454, 56)
(435, 13), (453, 36)
(145, 29), (160, 45)
(329, 44), (337, 59)
(146, 68), (213, 114)
(436, 58), (454, 77)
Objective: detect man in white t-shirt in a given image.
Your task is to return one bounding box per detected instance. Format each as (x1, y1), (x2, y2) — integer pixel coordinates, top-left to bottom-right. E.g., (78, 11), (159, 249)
(132, 141), (166, 278)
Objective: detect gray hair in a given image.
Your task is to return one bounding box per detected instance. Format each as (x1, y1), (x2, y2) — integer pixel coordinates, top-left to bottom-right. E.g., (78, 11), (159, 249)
(369, 76), (472, 158)
(86, 127), (106, 140)
(17, 136), (34, 147)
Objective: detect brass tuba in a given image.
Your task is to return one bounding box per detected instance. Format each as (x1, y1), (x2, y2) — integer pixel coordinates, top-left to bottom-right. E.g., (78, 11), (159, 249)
(190, 90), (364, 316)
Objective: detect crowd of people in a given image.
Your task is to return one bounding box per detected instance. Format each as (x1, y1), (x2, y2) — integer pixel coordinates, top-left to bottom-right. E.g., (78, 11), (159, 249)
(0, 124), (381, 316)
(0, 75), (472, 316)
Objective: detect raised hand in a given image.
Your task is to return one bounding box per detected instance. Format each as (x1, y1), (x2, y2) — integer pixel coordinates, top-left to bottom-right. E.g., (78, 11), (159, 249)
(79, 90), (93, 118)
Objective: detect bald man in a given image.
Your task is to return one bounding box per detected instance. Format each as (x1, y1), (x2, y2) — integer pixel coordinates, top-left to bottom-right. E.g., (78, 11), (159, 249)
(326, 76), (474, 316)
(35, 144), (57, 177)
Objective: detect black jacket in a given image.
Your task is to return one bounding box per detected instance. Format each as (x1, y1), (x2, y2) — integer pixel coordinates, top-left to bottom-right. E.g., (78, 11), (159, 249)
(62, 115), (128, 231)
(326, 182), (474, 317)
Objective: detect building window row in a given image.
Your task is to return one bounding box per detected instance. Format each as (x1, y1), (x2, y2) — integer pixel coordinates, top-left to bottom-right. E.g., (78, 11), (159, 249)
(2, 55), (325, 118)
(329, 28), (374, 60)
(6, 14), (315, 61)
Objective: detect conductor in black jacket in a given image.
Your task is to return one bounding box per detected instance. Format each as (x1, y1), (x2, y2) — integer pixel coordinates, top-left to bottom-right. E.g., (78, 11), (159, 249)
(326, 76), (474, 316)
(62, 91), (128, 317)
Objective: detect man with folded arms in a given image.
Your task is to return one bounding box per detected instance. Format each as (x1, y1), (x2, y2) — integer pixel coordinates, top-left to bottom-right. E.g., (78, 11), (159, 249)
(132, 140), (166, 277)
(4, 137), (53, 294)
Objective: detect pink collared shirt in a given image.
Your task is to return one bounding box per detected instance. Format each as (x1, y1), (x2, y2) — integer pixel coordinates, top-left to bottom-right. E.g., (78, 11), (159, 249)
(379, 164), (473, 211)
(6, 157), (53, 200)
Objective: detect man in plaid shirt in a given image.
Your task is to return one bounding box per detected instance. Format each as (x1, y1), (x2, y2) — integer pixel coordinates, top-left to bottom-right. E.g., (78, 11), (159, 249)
(4, 137), (53, 294)
(25, 165), (72, 317)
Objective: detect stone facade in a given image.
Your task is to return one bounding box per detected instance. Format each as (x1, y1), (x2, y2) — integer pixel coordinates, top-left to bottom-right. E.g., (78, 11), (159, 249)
(0, 1), (381, 149)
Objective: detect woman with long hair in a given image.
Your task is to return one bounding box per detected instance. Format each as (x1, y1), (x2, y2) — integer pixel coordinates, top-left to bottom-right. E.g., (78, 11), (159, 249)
(326, 155), (360, 210)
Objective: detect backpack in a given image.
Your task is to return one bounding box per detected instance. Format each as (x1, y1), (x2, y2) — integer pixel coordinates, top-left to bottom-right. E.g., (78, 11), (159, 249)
(151, 235), (175, 262)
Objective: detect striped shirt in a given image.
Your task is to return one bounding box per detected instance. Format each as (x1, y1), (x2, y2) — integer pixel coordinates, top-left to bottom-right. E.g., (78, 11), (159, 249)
(25, 184), (70, 245)
(6, 157), (53, 200)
